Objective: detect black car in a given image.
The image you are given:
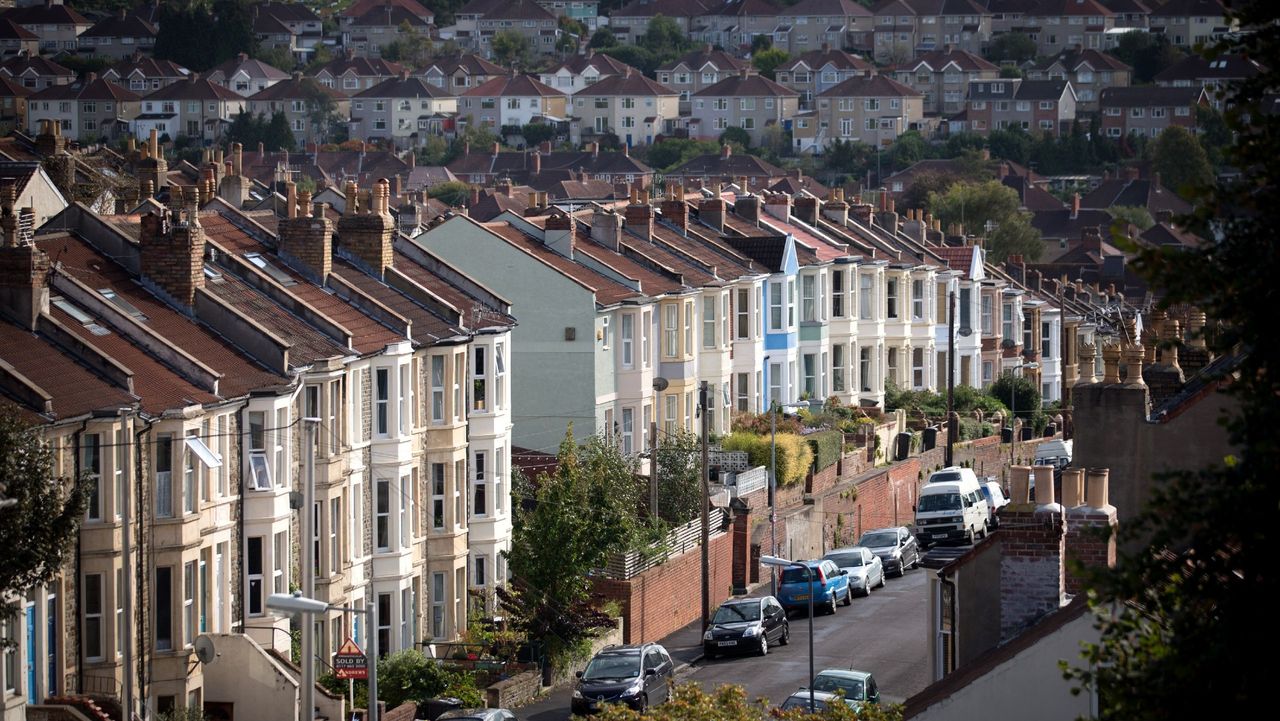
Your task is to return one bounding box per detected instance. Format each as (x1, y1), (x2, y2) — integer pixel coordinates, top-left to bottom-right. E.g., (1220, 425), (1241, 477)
(858, 526), (921, 577)
(702, 596), (789, 658)
(571, 643), (673, 714)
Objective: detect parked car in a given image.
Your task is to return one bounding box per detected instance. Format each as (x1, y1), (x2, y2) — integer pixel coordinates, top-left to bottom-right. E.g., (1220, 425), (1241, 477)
(438, 710), (519, 721)
(778, 690), (845, 713)
(980, 480), (1009, 527)
(776, 559), (850, 615)
(811, 669), (881, 710)
(703, 595), (789, 658)
(857, 527), (921, 577)
(821, 547), (884, 596)
(571, 643), (673, 714)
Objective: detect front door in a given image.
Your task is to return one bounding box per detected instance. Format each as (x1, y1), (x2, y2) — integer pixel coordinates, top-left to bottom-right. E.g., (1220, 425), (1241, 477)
(46, 595), (56, 696)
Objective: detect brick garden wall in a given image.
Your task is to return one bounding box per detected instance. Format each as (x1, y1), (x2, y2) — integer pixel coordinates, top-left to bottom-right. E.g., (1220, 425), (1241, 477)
(591, 532), (734, 644)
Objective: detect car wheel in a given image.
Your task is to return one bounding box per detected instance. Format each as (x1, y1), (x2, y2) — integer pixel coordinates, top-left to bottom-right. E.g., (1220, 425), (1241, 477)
(779, 622), (790, 645)
(876, 571), (886, 589)
(842, 587), (853, 606)
(827, 594), (838, 615)
(759, 633), (768, 656)
(965, 528), (976, 546)
(705, 651), (717, 661)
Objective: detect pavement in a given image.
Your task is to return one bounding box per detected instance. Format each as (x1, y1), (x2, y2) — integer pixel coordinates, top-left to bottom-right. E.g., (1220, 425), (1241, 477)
(514, 568), (930, 720)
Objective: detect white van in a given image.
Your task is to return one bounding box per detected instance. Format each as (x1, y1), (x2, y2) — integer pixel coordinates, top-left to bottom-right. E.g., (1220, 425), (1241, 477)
(926, 466), (981, 486)
(1035, 439), (1073, 470)
(915, 469), (990, 546)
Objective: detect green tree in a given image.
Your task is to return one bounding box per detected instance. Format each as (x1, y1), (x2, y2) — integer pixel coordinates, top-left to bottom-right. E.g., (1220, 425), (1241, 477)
(154, 0), (257, 72)
(253, 45), (296, 73)
(301, 81), (344, 144)
(987, 127), (1033, 165)
(491, 30), (534, 69)
(376, 649), (482, 708)
(928, 180), (1043, 263)
(638, 14), (690, 61)
(1063, 4), (1280, 715)
(0, 404), (90, 632)
(653, 430), (701, 525)
(752, 47), (791, 79)
(984, 32), (1037, 64)
(596, 683), (904, 721)
(987, 375), (1040, 422)
(1110, 30), (1186, 84)
(900, 170), (967, 213)
(380, 22), (435, 70)
(886, 130), (928, 171)
(589, 27), (619, 49)
(823, 138), (872, 177)
(1107, 205), (1156, 231)
(751, 34), (773, 53)
(601, 45), (658, 75)
(520, 122), (558, 147)
(1149, 125), (1213, 198)
(426, 181), (472, 207)
(265, 111), (296, 151)
(500, 427), (663, 679)
(641, 138), (721, 171)
(1195, 105), (1232, 169)
(719, 126), (753, 148)
(420, 0), (469, 27)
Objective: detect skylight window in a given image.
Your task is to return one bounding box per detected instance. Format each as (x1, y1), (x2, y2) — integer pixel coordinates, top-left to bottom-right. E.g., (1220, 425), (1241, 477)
(98, 288), (148, 322)
(243, 252), (297, 287)
(51, 295), (111, 336)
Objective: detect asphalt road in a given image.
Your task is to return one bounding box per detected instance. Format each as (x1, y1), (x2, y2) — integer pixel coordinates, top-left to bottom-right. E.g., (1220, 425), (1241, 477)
(517, 565), (930, 721)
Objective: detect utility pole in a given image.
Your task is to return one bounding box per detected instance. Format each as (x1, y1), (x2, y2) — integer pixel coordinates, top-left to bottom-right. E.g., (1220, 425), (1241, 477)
(301, 418), (319, 721)
(946, 290), (956, 467)
(699, 381), (711, 634)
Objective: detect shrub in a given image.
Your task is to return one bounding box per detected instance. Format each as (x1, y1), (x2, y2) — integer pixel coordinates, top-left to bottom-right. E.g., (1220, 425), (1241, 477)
(722, 431), (813, 486)
(807, 429), (844, 470)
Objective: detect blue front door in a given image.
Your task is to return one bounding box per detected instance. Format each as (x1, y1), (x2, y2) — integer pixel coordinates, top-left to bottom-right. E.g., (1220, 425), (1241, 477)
(46, 596), (56, 696)
(25, 605), (35, 704)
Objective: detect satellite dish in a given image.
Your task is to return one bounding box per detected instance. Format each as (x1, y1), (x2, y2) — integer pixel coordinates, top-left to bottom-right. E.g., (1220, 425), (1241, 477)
(194, 635), (218, 665)
(652, 377), (669, 392)
(958, 327), (973, 338)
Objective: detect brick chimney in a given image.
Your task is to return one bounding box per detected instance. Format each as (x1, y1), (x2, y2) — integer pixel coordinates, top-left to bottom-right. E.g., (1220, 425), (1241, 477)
(337, 179), (395, 276)
(734, 193), (761, 224)
(544, 210), (576, 258)
(0, 185), (50, 330)
(823, 189), (849, 225)
(139, 200), (206, 310)
(590, 209), (623, 252)
(624, 189), (653, 241)
(217, 142), (248, 206)
(279, 189), (333, 283)
(877, 198), (899, 234)
(659, 185), (688, 230)
(531, 150), (541, 176)
(1081, 226), (1102, 252)
(720, 143), (732, 159)
(138, 128), (168, 192)
(700, 197), (725, 233)
(997, 466), (1066, 643)
(1063, 468), (1117, 595)
(1070, 192), (1080, 220)
(763, 193), (791, 224)
(793, 195), (819, 225)
(1123, 165), (1140, 181)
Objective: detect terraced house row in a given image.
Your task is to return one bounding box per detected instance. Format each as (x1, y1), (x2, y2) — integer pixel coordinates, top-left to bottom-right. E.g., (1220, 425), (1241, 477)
(413, 177), (1114, 453)
(0, 141), (515, 721)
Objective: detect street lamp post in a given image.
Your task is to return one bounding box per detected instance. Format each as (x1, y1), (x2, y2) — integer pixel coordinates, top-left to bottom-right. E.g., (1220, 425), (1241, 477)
(269, 593), (378, 721)
(1008, 361), (1040, 464)
(761, 555), (815, 713)
(766, 390), (806, 598)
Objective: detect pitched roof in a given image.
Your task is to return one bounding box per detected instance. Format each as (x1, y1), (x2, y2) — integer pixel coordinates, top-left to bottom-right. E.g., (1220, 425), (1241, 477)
(1015, 79), (1071, 100)
(248, 75), (345, 101)
(0, 319), (138, 422)
(1153, 53), (1264, 83)
(0, 76), (31, 99)
(704, 0), (787, 18)
(478, 0), (557, 21)
(1027, 0), (1114, 16)
(818, 74), (922, 98)
(1139, 221), (1202, 249)
(0, 53), (74, 79)
(767, 174), (829, 197)
(901, 46), (999, 73)
(1149, 0), (1225, 17)
(1080, 176), (1193, 215)
(355, 74), (454, 99)
(1032, 47), (1132, 74)
(0, 4), (90, 26)
(342, 0), (434, 19)
(209, 53), (290, 83)
(780, 47), (875, 74)
(0, 18), (37, 40)
(255, 2), (323, 24)
(106, 54), (188, 80)
(932, 244), (979, 278)
(546, 51), (636, 77)
(692, 73), (800, 98)
(666, 150), (785, 178)
(463, 74), (564, 98)
(613, 0), (716, 18)
(478, 219), (644, 306)
(348, 4), (433, 27)
(579, 69), (678, 97)
(1030, 207), (1113, 242)
(785, 0), (874, 18)
(80, 12), (157, 39)
(144, 74), (244, 101)
(1100, 85), (1207, 106)
(1002, 175), (1065, 211)
(28, 75), (141, 102)
(426, 53), (508, 77)
(656, 46), (750, 74)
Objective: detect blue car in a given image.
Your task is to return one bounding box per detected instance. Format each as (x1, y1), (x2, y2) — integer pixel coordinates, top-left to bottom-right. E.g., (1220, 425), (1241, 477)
(775, 559), (851, 615)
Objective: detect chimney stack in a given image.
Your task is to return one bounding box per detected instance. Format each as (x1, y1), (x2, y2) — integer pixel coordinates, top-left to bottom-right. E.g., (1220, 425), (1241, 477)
(1070, 192), (1080, 220)
(700, 197), (725, 233)
(590, 209), (623, 252)
(734, 193), (761, 224)
(823, 190), (850, 225)
(997, 465), (1066, 643)
(763, 193), (791, 224)
(793, 195), (819, 225)
(659, 185), (688, 230)
(1064, 468), (1117, 595)
(0, 185), (51, 330)
(139, 201), (206, 310)
(624, 193), (653, 241)
(336, 179), (395, 275)
(544, 211), (577, 258)
(279, 189), (334, 283)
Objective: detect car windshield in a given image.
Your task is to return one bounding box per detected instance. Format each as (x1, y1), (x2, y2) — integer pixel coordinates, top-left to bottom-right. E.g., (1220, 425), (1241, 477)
(781, 566), (817, 584)
(812, 676), (865, 700)
(581, 654), (640, 681)
(918, 492), (961, 512)
(930, 471), (961, 483)
(824, 552), (864, 567)
(712, 603), (760, 623)
(781, 696), (828, 712)
(859, 531), (898, 547)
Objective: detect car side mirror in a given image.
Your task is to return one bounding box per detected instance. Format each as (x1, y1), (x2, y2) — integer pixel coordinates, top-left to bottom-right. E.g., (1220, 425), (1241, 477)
(575, 670), (583, 679)
(646, 668), (658, 677)
(839, 569), (848, 576)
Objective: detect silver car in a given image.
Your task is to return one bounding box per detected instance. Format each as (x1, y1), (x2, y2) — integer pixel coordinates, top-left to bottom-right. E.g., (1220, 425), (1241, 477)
(858, 527), (921, 577)
(821, 546), (885, 597)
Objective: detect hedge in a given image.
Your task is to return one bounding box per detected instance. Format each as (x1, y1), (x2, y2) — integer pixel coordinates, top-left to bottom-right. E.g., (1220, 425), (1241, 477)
(807, 429), (844, 471)
(721, 431), (814, 486)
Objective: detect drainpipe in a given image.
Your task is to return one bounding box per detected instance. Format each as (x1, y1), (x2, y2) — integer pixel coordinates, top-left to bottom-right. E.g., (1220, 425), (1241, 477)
(133, 416), (155, 718)
(74, 418), (90, 696)
(118, 408), (135, 721)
